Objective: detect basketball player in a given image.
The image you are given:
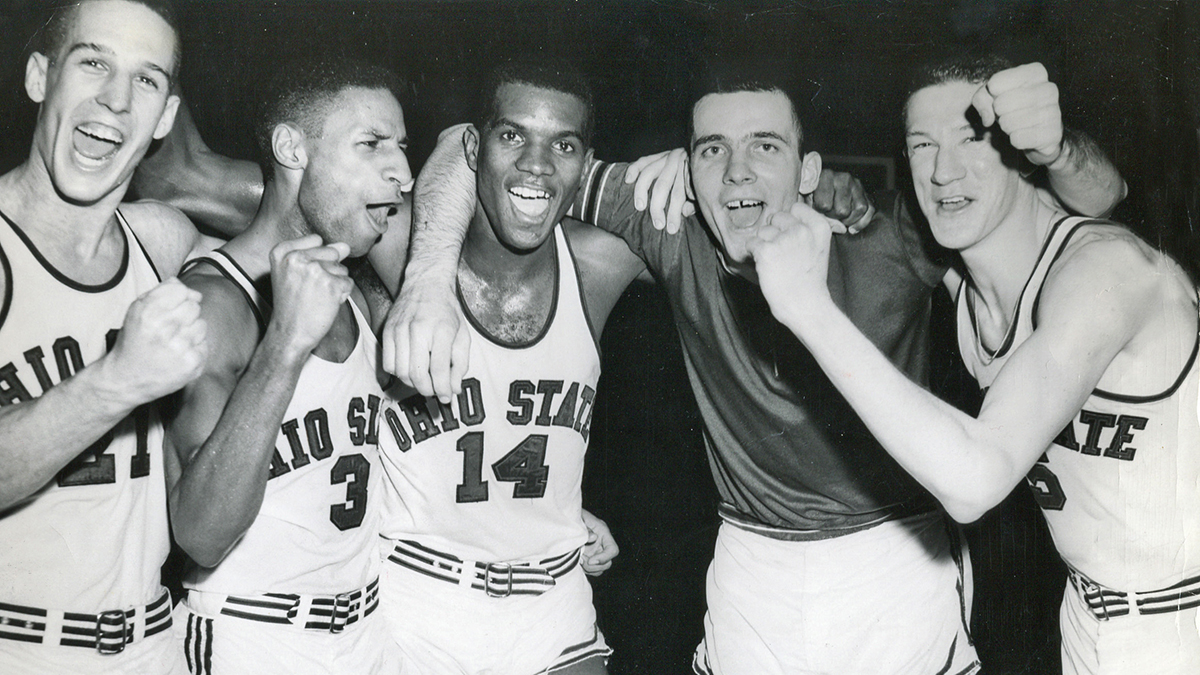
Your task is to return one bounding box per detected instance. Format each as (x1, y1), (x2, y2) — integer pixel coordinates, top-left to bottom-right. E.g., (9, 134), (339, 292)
(745, 56), (1200, 674)
(387, 61), (1126, 673)
(0, 1), (206, 672)
(373, 60), (640, 675)
(164, 58), (411, 673)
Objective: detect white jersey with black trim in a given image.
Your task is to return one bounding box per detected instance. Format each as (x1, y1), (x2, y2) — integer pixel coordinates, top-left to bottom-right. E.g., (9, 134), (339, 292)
(183, 251), (386, 596)
(0, 208), (169, 612)
(379, 225), (600, 562)
(957, 216), (1200, 591)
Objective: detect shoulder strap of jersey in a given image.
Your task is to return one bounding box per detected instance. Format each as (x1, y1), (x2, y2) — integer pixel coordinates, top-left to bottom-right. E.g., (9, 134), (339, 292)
(1028, 216), (1108, 329)
(182, 250), (271, 332)
(115, 208), (162, 283)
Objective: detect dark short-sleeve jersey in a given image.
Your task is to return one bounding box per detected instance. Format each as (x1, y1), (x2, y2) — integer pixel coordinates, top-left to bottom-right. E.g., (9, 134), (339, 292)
(572, 161), (947, 531)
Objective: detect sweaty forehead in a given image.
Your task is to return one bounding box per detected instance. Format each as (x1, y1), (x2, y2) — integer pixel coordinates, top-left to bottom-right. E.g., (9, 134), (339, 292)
(692, 91), (799, 144)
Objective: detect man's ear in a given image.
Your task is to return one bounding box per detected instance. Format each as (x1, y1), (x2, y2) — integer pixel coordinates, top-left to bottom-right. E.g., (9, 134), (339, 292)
(798, 151), (822, 196)
(271, 122), (308, 173)
(152, 94), (181, 140)
(464, 125), (480, 172)
(25, 52), (49, 104)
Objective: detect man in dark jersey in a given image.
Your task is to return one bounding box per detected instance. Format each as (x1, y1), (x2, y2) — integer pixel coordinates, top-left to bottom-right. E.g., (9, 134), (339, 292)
(384, 62), (1126, 674)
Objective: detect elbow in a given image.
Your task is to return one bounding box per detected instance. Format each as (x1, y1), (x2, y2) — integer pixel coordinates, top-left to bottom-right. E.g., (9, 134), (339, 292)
(943, 500), (992, 525)
(170, 515), (245, 569)
(936, 478), (1012, 525)
(174, 530), (233, 569)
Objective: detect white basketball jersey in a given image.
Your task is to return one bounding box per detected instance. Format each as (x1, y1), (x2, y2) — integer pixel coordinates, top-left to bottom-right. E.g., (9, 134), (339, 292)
(184, 251), (385, 595)
(379, 226), (600, 562)
(0, 209), (169, 611)
(957, 217), (1200, 590)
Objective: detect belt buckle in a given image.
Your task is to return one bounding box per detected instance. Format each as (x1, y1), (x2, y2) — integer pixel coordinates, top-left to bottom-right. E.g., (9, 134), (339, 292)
(95, 609), (128, 654)
(485, 562), (513, 598)
(330, 592), (355, 634)
(1078, 576), (1111, 621)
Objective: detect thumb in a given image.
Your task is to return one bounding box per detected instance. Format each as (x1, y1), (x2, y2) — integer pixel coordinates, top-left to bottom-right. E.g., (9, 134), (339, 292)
(971, 83), (997, 128)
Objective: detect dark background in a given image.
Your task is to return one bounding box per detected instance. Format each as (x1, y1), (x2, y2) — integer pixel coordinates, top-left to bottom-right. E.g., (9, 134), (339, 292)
(2, 1), (1197, 673)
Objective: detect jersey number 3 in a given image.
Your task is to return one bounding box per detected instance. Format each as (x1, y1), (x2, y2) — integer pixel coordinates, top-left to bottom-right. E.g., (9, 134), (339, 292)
(455, 432), (550, 503)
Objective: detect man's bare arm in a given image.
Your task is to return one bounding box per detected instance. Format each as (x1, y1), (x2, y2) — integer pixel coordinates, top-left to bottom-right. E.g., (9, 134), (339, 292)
(131, 100), (263, 238)
(380, 125), (475, 402)
(0, 279), (206, 509)
(972, 63), (1126, 217)
(1044, 128), (1127, 217)
(748, 205), (1169, 523)
(167, 237), (352, 566)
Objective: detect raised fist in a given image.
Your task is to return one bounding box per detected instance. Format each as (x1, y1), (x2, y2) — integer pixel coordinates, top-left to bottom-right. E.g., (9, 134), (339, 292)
(971, 62), (1064, 166)
(268, 235), (354, 357)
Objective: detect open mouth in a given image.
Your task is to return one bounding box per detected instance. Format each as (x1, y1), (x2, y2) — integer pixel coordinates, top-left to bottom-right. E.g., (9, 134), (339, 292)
(724, 199), (764, 229)
(936, 196), (972, 213)
(367, 202), (400, 231)
(73, 122), (124, 163)
(508, 185), (552, 219)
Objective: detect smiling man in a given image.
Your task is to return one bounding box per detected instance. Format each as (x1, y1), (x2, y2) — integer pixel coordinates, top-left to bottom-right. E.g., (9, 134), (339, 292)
(746, 56), (1200, 675)
(0, 1), (207, 672)
(164, 57), (412, 674)
(374, 61), (636, 675)
(390, 61), (1129, 673)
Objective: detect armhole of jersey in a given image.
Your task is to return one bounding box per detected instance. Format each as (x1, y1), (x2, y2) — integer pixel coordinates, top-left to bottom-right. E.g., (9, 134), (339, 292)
(559, 225), (603, 361)
(182, 252), (269, 333)
(0, 243), (12, 331)
(1029, 216), (1196, 403)
(117, 208), (163, 282)
(1093, 288), (1200, 404)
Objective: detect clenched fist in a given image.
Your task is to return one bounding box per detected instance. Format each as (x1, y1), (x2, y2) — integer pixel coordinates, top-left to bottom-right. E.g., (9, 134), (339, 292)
(268, 235), (354, 358)
(971, 62), (1064, 166)
(105, 278), (208, 404)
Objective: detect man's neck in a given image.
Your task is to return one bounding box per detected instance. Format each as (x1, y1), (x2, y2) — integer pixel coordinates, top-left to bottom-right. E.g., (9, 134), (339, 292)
(961, 188), (1064, 320)
(457, 208), (558, 343)
(0, 158), (128, 268)
(225, 178), (311, 280)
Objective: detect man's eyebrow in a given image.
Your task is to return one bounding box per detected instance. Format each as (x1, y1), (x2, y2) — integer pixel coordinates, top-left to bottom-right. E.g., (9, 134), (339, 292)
(64, 41), (173, 85)
(691, 133), (725, 151)
(748, 130), (788, 144)
(493, 116), (526, 132)
(64, 42), (112, 58)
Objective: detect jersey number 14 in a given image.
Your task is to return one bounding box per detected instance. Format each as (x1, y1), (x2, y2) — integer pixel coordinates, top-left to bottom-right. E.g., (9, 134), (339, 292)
(455, 432), (550, 503)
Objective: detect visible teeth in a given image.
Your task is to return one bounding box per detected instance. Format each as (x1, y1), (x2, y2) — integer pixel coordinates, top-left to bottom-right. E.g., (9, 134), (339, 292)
(940, 197), (967, 205)
(77, 122), (123, 144)
(726, 200), (763, 210)
(509, 186), (550, 200)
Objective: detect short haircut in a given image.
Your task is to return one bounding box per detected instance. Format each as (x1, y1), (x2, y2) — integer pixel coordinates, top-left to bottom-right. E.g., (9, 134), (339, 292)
(688, 62), (804, 150)
(255, 56), (405, 180)
(36, 0), (182, 77)
(902, 53), (1021, 163)
(474, 59), (594, 147)
(905, 53), (1015, 101)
